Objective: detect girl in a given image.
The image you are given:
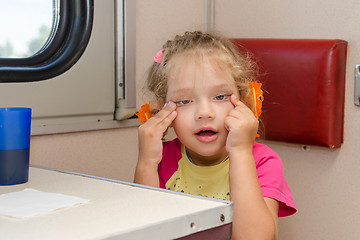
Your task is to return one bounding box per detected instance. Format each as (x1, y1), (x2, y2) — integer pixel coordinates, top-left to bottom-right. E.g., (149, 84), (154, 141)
(134, 31), (296, 240)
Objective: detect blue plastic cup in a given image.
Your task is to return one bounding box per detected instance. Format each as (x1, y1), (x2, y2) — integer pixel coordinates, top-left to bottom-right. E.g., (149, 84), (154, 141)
(0, 107), (32, 185)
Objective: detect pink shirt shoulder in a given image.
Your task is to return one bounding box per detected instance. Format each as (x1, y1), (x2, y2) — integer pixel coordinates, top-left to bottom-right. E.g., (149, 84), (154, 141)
(252, 142), (297, 217)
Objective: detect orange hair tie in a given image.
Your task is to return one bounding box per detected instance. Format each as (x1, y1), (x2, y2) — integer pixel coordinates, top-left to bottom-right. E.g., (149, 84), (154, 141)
(248, 80), (264, 138)
(248, 80), (264, 120)
(135, 101), (154, 123)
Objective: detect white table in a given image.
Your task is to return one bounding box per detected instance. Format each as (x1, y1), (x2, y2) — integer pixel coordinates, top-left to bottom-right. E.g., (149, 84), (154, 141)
(0, 166), (233, 240)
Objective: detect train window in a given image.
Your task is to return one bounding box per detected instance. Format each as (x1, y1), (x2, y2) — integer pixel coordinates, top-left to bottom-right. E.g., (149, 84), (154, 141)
(0, 0), (137, 134)
(0, 0), (93, 83)
(0, 0), (53, 59)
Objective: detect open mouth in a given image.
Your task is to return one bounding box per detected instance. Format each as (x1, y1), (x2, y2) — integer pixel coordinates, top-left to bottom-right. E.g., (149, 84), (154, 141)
(196, 130), (217, 136)
(195, 129), (218, 142)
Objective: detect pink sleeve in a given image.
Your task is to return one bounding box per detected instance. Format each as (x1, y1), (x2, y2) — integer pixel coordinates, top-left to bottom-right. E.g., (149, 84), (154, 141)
(253, 143), (297, 217)
(158, 138), (182, 189)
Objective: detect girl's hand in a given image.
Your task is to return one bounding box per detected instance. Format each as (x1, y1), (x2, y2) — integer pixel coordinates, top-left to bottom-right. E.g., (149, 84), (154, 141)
(137, 101), (177, 166)
(225, 94), (259, 153)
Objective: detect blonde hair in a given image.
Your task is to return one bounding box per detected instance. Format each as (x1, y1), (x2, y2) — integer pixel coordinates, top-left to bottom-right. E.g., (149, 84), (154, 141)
(146, 31), (258, 109)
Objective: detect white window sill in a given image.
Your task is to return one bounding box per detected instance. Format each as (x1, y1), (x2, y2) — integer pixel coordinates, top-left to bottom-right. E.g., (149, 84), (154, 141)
(32, 118), (140, 136)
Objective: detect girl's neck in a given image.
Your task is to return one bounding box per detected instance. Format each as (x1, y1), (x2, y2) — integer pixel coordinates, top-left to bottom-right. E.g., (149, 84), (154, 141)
(185, 148), (229, 166)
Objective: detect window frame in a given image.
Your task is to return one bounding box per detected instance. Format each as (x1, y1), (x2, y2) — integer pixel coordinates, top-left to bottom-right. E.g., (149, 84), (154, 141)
(0, 0), (94, 83)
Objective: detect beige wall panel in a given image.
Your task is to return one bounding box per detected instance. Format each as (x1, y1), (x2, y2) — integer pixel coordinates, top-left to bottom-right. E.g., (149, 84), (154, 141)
(30, 127), (138, 182)
(216, 0), (360, 239)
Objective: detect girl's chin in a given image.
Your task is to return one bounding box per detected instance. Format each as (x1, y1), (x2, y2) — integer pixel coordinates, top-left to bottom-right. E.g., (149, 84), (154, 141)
(187, 144), (227, 158)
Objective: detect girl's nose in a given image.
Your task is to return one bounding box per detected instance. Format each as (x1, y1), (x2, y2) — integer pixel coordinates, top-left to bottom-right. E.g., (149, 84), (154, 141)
(195, 100), (215, 120)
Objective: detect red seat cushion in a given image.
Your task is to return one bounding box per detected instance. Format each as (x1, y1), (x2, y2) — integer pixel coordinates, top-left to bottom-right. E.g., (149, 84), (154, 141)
(232, 39), (347, 148)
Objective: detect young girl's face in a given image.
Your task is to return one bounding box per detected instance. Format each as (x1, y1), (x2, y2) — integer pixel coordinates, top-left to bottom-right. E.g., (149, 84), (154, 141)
(166, 54), (239, 166)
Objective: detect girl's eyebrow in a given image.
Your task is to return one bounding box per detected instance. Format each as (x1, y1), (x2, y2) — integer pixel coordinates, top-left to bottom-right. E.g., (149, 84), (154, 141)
(210, 83), (235, 92)
(170, 87), (192, 98)
(170, 91), (190, 100)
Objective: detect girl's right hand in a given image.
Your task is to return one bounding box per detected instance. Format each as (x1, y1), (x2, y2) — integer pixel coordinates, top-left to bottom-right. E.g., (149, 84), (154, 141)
(137, 101), (177, 166)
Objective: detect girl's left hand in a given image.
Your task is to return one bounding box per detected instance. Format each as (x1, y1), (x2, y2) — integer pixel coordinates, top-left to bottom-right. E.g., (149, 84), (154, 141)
(224, 94), (259, 153)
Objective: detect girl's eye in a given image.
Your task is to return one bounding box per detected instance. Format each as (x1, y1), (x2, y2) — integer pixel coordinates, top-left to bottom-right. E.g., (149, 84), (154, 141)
(214, 94), (230, 101)
(175, 100), (191, 106)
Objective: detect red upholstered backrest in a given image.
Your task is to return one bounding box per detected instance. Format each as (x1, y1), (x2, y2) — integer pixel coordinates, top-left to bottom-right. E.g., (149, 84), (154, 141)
(232, 39), (348, 148)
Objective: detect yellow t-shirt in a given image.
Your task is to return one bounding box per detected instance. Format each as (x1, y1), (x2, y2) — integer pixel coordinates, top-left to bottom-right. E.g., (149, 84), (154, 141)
(165, 144), (230, 200)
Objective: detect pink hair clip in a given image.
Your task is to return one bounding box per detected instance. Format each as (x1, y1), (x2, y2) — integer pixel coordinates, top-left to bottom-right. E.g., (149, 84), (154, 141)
(154, 50), (163, 63)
